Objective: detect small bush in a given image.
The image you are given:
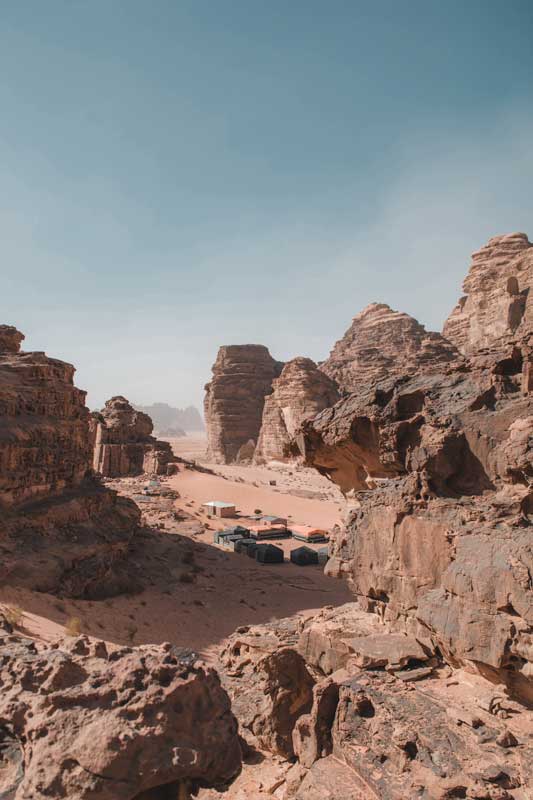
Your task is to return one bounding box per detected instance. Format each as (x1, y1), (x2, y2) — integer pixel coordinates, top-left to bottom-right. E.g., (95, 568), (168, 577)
(125, 623), (137, 643)
(65, 616), (82, 636)
(4, 605), (24, 628)
(254, 508), (262, 515)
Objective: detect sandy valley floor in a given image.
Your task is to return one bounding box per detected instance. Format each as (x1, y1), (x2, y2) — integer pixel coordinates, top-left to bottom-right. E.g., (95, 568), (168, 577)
(0, 434), (352, 661)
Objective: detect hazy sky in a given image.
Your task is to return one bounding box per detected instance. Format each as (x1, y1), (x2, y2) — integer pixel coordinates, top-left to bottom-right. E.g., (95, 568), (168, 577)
(2, 1), (532, 410)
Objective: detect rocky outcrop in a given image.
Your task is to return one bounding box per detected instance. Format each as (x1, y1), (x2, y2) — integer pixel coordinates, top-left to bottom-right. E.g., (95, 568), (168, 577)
(215, 608), (532, 800)
(444, 232), (533, 356)
(204, 345), (283, 463)
(320, 303), (459, 393)
(91, 396), (178, 477)
(219, 618), (314, 759)
(301, 233), (533, 704)
(0, 327), (140, 598)
(253, 358), (340, 464)
(0, 619), (241, 799)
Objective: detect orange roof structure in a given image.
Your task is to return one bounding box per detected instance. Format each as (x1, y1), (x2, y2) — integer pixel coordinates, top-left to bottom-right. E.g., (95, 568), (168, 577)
(248, 523), (287, 534)
(290, 525), (327, 536)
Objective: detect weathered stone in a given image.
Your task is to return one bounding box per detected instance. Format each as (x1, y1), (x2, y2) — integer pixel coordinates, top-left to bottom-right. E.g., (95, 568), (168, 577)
(0, 328), (141, 598)
(91, 396), (178, 477)
(331, 672), (532, 800)
(300, 233), (533, 703)
(444, 232), (533, 356)
(298, 603), (384, 674)
(254, 357), (339, 464)
(0, 630), (241, 800)
(0, 325), (25, 354)
(204, 345), (283, 463)
(218, 619), (314, 759)
(294, 755), (368, 800)
(320, 302), (459, 393)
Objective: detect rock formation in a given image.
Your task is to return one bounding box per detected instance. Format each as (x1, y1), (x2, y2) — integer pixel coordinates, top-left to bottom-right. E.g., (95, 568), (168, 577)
(0, 616), (241, 800)
(204, 345), (283, 463)
(444, 232), (533, 356)
(91, 396), (178, 477)
(320, 302), (459, 393)
(253, 358), (340, 464)
(214, 607), (532, 800)
(300, 233), (533, 706)
(0, 327), (140, 597)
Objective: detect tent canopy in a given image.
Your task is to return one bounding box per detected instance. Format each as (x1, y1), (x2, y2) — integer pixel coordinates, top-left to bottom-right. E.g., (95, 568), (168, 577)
(255, 544), (284, 564)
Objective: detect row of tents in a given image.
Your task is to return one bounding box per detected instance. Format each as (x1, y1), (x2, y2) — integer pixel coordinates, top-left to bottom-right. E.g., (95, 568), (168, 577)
(213, 527), (328, 566)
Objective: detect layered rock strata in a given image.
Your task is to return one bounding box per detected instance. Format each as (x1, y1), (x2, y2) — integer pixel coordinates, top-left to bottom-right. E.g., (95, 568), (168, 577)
(444, 232), (533, 356)
(301, 233), (533, 704)
(0, 327), (140, 597)
(91, 396), (178, 477)
(253, 358), (340, 464)
(0, 618), (241, 800)
(320, 302), (459, 393)
(204, 345), (283, 463)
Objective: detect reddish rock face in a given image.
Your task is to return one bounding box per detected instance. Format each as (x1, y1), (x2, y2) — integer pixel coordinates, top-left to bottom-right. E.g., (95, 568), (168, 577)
(0, 328), (93, 508)
(0, 325), (25, 354)
(91, 396), (177, 477)
(444, 232), (533, 355)
(0, 622), (241, 800)
(0, 327), (140, 598)
(320, 302), (459, 393)
(254, 358), (340, 464)
(204, 345), (283, 463)
(301, 234), (533, 703)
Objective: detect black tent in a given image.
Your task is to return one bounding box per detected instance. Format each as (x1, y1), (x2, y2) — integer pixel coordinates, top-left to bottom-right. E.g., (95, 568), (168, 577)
(246, 542), (260, 559)
(235, 538), (257, 554)
(255, 544), (284, 564)
(290, 546), (319, 566)
(224, 525), (250, 535)
(222, 533), (246, 549)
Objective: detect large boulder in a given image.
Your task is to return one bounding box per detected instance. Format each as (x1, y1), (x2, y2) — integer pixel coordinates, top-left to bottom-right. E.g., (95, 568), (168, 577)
(219, 619), (314, 759)
(0, 622), (241, 799)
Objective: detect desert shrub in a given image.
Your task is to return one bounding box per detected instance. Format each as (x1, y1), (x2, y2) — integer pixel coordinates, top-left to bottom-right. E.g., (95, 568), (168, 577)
(65, 616), (82, 636)
(125, 623), (137, 643)
(3, 605), (23, 628)
(254, 508), (262, 515)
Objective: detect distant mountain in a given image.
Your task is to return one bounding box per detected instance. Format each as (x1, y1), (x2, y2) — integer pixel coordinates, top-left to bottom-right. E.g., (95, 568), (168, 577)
(158, 426), (186, 438)
(133, 403), (204, 433)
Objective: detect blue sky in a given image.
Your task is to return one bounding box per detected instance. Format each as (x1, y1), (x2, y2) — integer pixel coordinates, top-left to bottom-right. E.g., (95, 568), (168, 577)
(2, 0), (532, 409)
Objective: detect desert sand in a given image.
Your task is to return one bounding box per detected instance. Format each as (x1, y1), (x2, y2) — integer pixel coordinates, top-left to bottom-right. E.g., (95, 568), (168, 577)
(0, 444), (351, 661)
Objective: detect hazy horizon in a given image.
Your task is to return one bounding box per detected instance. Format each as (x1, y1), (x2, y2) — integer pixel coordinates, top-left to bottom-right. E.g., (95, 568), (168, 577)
(2, 1), (533, 409)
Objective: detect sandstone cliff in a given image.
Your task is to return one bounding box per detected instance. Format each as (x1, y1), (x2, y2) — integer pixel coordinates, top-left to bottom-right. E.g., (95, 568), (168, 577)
(91, 396), (178, 477)
(204, 345), (283, 463)
(0, 327), (140, 598)
(444, 232), (533, 356)
(300, 233), (533, 705)
(254, 357), (340, 464)
(320, 302), (459, 393)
